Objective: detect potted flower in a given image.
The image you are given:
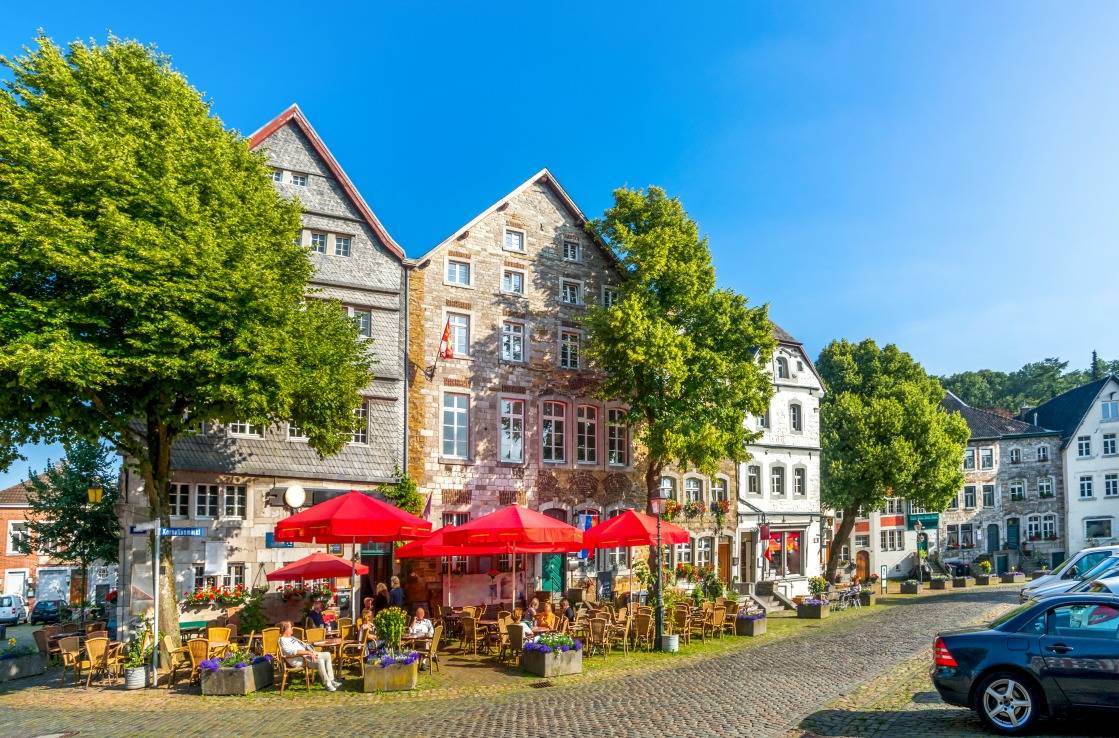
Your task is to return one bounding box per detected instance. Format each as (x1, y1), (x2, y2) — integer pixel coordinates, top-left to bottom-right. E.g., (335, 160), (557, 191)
(522, 633), (583, 677)
(682, 500), (705, 520)
(662, 499), (681, 521)
(975, 560), (993, 585)
(929, 575), (948, 590)
(0, 637), (45, 684)
(797, 597), (830, 619)
(900, 579), (920, 594)
(735, 611), (766, 636)
(364, 607), (417, 692)
(1001, 567), (1026, 584)
(200, 649), (274, 695)
(121, 633), (152, 690)
(952, 573), (971, 588)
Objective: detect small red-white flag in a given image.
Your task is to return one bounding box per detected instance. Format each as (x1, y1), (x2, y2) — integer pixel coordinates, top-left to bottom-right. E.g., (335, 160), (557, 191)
(439, 319), (454, 360)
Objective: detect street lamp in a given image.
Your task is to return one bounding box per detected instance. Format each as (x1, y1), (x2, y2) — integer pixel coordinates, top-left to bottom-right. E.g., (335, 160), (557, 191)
(87, 486), (103, 504)
(650, 483), (671, 651)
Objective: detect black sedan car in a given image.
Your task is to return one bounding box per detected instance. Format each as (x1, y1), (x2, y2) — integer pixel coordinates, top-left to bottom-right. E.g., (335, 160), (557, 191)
(932, 593), (1119, 734)
(29, 599), (64, 625)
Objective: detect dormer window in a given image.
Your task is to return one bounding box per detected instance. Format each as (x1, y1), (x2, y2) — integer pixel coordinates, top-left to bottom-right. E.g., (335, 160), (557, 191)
(776, 357), (790, 379)
(271, 169), (284, 183)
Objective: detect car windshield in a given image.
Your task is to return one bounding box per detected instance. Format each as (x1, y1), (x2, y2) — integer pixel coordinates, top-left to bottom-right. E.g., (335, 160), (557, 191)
(1078, 556), (1119, 581)
(37, 601), (58, 609)
(989, 602), (1038, 630)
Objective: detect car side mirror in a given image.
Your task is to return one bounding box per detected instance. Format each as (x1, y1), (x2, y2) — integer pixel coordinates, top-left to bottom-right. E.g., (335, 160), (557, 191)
(1066, 567), (1078, 579)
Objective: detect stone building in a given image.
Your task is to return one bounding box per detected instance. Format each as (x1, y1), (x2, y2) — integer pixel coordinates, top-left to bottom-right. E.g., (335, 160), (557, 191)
(938, 392), (1064, 574)
(115, 105), (409, 623)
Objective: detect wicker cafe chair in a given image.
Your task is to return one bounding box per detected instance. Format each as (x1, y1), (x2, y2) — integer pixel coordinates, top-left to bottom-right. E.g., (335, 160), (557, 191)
(260, 627), (281, 659)
(502, 622), (525, 665)
(426, 624), (443, 673)
(304, 627), (326, 646)
(709, 607), (726, 640)
(278, 649), (316, 694)
(58, 635), (83, 684)
(161, 635), (191, 688)
(206, 626), (232, 657)
(722, 602), (739, 636)
(493, 615), (511, 658)
(185, 639), (211, 685)
(79, 637), (120, 687)
(459, 616), (486, 655)
(339, 629), (372, 675)
(85, 630), (109, 640)
(671, 609), (691, 646)
(608, 613), (629, 655)
(292, 627), (305, 641)
(31, 629), (52, 661)
(632, 612), (654, 651)
(84, 621), (106, 634)
(586, 618), (609, 658)
(688, 607), (708, 644)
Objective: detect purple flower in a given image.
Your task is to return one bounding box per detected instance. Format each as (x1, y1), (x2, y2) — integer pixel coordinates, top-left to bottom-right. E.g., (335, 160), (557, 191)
(379, 655), (395, 668)
(200, 658), (221, 672)
(558, 644), (569, 653)
(573, 640), (583, 651)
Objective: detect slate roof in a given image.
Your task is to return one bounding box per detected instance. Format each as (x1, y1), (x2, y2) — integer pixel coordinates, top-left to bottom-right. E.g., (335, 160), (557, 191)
(0, 476), (45, 505)
(1022, 375), (1116, 443)
(941, 391), (1055, 441)
(771, 321), (800, 345)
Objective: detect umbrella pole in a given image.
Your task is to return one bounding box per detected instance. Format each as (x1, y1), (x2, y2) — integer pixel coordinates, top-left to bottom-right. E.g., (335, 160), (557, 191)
(351, 537), (358, 623)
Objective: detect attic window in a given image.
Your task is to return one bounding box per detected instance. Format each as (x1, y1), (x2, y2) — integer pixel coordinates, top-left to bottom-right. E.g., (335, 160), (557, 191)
(271, 169), (284, 183)
(504, 229), (526, 253)
(290, 173), (308, 187)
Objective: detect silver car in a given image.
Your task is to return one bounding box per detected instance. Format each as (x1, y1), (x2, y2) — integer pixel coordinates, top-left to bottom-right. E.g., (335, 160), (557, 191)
(1083, 575), (1119, 595)
(0, 593), (29, 625)
(1020, 545), (1119, 601)
(1025, 553), (1119, 601)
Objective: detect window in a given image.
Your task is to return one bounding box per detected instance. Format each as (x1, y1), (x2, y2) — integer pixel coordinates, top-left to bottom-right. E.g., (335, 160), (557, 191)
(442, 512), (470, 528)
(713, 478), (728, 502)
(790, 403), (803, 432)
(442, 393), (469, 458)
(6, 521), (30, 555)
(746, 465), (761, 494)
(559, 331), (581, 369)
(1037, 445), (1049, 462)
(560, 280), (582, 305)
(576, 406), (598, 464)
(776, 357), (790, 379)
(982, 484), (996, 506)
(963, 449), (976, 470)
(502, 270), (524, 295)
(334, 235), (351, 257)
(879, 529), (903, 551)
(1042, 515), (1056, 539)
(447, 313), (470, 356)
(606, 409), (628, 466)
(446, 259), (471, 286)
(948, 492), (959, 510)
(1078, 435), (1092, 457)
(503, 229), (525, 253)
(770, 465), (785, 497)
(960, 523), (974, 548)
(980, 448), (994, 469)
(1106, 474), (1119, 498)
(1085, 518), (1113, 540)
(193, 565), (218, 590)
(290, 173), (307, 187)
(674, 541), (692, 565)
(286, 420), (307, 441)
(1104, 400), (1119, 421)
(499, 399), (524, 463)
(501, 321), (524, 362)
(766, 531), (802, 576)
(1026, 515), (1042, 540)
(1104, 434), (1117, 456)
(542, 401), (566, 463)
(963, 486), (976, 508)
(311, 232), (327, 254)
(947, 525), (959, 548)
(223, 564), (245, 588)
(854, 535), (870, 548)
(1009, 448), (1021, 464)
(1080, 475), (1094, 498)
(271, 169), (284, 183)
(1009, 481), (1025, 502)
(696, 537), (713, 568)
(793, 467), (806, 497)
(1038, 477), (1054, 499)
(884, 498), (904, 514)
(685, 478), (703, 503)
(603, 287), (618, 307)
(229, 421), (264, 437)
(196, 485), (219, 518)
(351, 401), (368, 444)
(599, 509), (629, 570)
(169, 483), (190, 517)
(562, 239), (580, 261)
(660, 477), (676, 501)
(351, 308), (372, 337)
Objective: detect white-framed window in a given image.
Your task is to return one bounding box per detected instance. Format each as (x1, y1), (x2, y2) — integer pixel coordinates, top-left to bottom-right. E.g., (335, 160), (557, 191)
(980, 448), (994, 469)
(776, 357), (790, 379)
(854, 534), (870, 549)
(1080, 475), (1094, 499)
(334, 235), (351, 257)
(499, 398), (524, 463)
(196, 484), (219, 518)
(983, 484), (996, 506)
(696, 537), (713, 568)
(1038, 477), (1054, 499)
(685, 478), (703, 503)
(1026, 515), (1041, 540)
(351, 401), (369, 444)
(6, 520), (30, 555)
(1103, 400), (1119, 421)
(503, 228), (526, 253)
(1085, 518), (1113, 540)
(746, 465), (761, 494)
(446, 259), (471, 286)
(948, 492), (959, 510)
(351, 308), (372, 338)
(1008, 481), (1025, 502)
(790, 402), (803, 432)
(1009, 448), (1021, 464)
(223, 485), (247, 519)
(576, 405), (598, 464)
(287, 421), (307, 441)
(1042, 514), (1057, 539)
(502, 269), (525, 295)
(501, 321), (525, 362)
(674, 541), (692, 565)
(599, 508), (629, 571)
(447, 313), (470, 357)
(1106, 473), (1119, 498)
(169, 483), (190, 518)
(660, 477), (676, 501)
(793, 467), (806, 497)
(290, 172), (308, 187)
(770, 465), (786, 497)
(562, 239), (580, 261)
(758, 406), (770, 429)
(1103, 433), (1117, 456)
(603, 287), (619, 307)
(1078, 436), (1092, 458)
(559, 331), (581, 369)
(442, 393), (469, 459)
(310, 232), (327, 254)
(713, 477), (728, 502)
(963, 448), (976, 470)
(542, 401), (567, 463)
(606, 409), (628, 466)
(223, 564), (245, 588)
(1037, 445), (1049, 462)
(193, 564), (219, 590)
(228, 421), (264, 438)
(560, 279), (582, 305)
(270, 169), (284, 183)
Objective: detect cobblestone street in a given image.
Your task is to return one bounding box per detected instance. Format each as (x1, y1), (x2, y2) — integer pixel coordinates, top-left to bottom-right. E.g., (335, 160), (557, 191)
(0, 588), (1041, 738)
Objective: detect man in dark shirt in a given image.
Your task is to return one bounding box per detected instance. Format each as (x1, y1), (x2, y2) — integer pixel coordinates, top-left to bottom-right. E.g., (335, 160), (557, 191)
(307, 599), (326, 628)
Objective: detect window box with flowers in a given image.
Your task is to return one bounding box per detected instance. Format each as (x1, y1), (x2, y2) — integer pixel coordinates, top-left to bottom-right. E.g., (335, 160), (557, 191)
(661, 499), (681, 522)
(682, 500), (705, 520)
(200, 651), (274, 695)
(183, 585), (248, 609)
(0, 638), (45, 683)
(522, 633), (583, 677)
(735, 611), (766, 637)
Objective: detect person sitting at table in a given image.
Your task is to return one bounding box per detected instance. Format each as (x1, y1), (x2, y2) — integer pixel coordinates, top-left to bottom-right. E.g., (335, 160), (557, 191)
(389, 576), (405, 608)
(522, 597), (539, 625)
(535, 602), (556, 630)
(407, 607), (434, 639)
(560, 598), (575, 623)
(373, 582), (390, 613)
(278, 620), (342, 691)
(307, 599), (326, 628)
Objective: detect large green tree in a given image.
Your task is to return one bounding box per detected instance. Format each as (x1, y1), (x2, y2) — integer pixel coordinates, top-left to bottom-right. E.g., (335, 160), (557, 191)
(0, 36), (373, 642)
(17, 440), (120, 614)
(819, 339), (969, 582)
(942, 355), (1118, 413)
(584, 186), (775, 506)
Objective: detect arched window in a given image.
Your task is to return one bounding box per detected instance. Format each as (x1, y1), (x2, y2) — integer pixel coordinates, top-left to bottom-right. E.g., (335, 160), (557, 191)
(659, 476), (676, 501)
(790, 402), (803, 432)
(776, 357), (790, 379)
(770, 465), (786, 497)
(685, 477), (703, 502)
(712, 477), (728, 502)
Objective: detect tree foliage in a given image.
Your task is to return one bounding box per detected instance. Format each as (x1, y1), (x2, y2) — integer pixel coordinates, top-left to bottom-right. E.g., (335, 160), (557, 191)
(0, 36), (374, 641)
(584, 186), (775, 503)
(942, 356), (1118, 414)
(380, 465), (423, 516)
(819, 339), (970, 581)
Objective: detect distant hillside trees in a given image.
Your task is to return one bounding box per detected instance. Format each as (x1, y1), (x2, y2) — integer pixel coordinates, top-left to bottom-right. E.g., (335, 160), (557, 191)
(942, 354), (1118, 414)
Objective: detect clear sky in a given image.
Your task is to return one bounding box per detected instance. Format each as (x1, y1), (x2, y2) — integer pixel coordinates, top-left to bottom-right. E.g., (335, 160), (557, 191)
(3, 3), (1117, 487)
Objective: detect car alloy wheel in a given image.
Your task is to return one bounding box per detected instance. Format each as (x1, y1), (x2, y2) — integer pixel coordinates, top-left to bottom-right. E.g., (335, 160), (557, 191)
(981, 677), (1033, 732)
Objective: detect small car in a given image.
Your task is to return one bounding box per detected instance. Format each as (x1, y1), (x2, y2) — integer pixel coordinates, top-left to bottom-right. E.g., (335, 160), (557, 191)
(29, 599), (64, 625)
(932, 593), (1119, 734)
(1026, 554), (1119, 601)
(1020, 545), (1119, 601)
(0, 594), (28, 625)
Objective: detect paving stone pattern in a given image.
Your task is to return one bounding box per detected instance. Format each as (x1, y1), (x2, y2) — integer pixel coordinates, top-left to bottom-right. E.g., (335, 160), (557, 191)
(2, 590), (1021, 738)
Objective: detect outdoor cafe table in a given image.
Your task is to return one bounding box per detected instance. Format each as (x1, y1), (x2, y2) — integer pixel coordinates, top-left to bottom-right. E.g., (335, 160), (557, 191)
(313, 638), (344, 658)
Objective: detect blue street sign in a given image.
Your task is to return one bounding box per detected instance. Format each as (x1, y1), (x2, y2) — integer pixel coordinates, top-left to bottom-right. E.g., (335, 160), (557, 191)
(266, 532), (294, 549)
(130, 525), (204, 537)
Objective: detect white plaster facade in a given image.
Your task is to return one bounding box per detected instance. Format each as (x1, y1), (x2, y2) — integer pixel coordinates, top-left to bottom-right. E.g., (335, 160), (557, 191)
(1055, 377), (1119, 553)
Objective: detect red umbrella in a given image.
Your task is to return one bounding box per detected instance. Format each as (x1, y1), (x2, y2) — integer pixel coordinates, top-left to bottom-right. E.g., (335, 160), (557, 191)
(266, 552), (369, 582)
(396, 526), (583, 558)
(583, 510), (691, 548)
(273, 491), (432, 544)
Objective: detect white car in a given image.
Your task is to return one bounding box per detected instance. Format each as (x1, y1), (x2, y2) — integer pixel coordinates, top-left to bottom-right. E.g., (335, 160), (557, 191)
(1020, 545), (1119, 601)
(1083, 576), (1119, 595)
(0, 594), (29, 625)
(1025, 553), (1119, 601)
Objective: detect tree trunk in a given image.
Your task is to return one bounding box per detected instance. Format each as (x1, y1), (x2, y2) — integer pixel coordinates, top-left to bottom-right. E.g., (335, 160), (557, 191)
(144, 414), (181, 647)
(824, 508), (858, 584)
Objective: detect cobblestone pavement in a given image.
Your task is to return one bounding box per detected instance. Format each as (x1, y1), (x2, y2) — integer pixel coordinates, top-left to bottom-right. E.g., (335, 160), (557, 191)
(1, 589), (1022, 738)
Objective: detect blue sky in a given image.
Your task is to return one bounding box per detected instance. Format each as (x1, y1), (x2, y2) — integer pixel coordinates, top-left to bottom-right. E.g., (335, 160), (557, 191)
(3, 3), (1118, 487)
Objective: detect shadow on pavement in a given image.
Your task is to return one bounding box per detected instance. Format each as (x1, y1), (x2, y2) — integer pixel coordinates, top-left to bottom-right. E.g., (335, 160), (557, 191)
(798, 705), (1117, 737)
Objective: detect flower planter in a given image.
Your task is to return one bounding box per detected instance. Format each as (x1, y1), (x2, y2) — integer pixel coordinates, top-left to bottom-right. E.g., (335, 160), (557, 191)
(952, 577), (971, 588)
(796, 603), (829, 619)
(736, 617), (766, 636)
(975, 575), (993, 585)
(929, 579), (947, 590)
(123, 666), (148, 690)
(658, 635), (679, 653)
(522, 648), (582, 677)
(200, 661), (274, 696)
(363, 660), (418, 692)
(900, 582), (920, 594)
(1001, 573), (1025, 584)
(858, 592), (876, 607)
(0, 654), (47, 683)
(1029, 571), (1049, 581)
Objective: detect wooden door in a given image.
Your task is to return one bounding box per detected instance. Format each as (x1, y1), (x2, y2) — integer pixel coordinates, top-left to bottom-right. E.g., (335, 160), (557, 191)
(987, 524), (1000, 554)
(739, 536), (755, 583)
(856, 550), (870, 583)
(718, 539), (731, 583)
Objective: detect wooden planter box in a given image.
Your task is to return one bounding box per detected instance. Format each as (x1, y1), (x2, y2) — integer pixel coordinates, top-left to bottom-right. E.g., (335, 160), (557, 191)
(522, 648), (582, 678)
(952, 577), (971, 588)
(0, 654), (47, 683)
(735, 617), (767, 636)
(1029, 571), (1049, 581)
(975, 574), (993, 585)
(1001, 573), (1025, 584)
(930, 579), (948, 590)
(363, 660), (418, 692)
(900, 582), (920, 594)
(858, 592), (876, 607)
(200, 660), (274, 695)
(796, 603), (830, 619)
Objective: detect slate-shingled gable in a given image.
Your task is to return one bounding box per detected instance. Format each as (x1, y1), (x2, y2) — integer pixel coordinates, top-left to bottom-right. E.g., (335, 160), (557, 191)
(942, 391), (1053, 440)
(1021, 375), (1116, 443)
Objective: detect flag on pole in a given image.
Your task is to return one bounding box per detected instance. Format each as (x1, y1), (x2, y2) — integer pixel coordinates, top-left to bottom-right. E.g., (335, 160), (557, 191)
(439, 319), (454, 360)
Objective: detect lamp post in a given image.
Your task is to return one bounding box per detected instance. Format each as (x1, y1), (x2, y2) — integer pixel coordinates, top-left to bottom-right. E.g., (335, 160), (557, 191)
(650, 484), (670, 651)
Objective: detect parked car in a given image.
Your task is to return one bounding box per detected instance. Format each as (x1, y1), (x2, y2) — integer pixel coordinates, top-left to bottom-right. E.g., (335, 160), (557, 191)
(1020, 545), (1119, 601)
(932, 593), (1119, 734)
(1081, 576), (1119, 596)
(29, 599), (64, 625)
(0, 594), (29, 625)
(1025, 553), (1119, 601)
